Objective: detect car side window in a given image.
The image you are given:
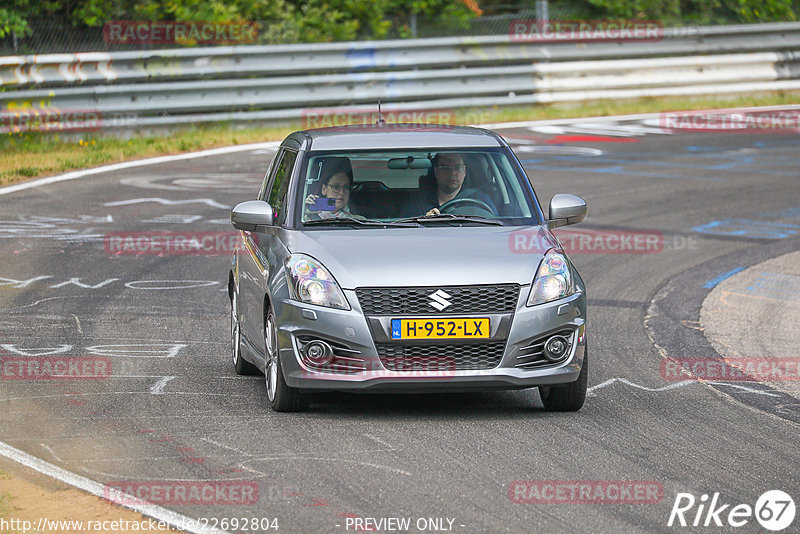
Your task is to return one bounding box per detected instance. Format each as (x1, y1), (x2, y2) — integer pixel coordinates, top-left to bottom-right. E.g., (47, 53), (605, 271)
(257, 150), (281, 202)
(265, 149), (298, 225)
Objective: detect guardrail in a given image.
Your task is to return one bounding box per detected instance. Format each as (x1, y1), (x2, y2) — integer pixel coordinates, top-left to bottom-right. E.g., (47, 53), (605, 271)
(1, 22), (799, 130)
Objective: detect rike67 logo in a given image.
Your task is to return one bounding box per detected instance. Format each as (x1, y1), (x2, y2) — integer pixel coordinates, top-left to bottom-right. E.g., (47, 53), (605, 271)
(668, 490), (795, 531)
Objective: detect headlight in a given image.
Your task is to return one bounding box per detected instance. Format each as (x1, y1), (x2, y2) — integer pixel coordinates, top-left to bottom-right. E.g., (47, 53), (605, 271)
(285, 255), (349, 310)
(527, 249), (574, 306)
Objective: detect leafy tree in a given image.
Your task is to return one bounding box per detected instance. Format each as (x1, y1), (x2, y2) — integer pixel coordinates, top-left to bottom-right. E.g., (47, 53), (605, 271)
(722, 0), (796, 22)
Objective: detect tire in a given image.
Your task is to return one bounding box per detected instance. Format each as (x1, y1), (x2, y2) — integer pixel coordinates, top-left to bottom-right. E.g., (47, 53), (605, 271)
(264, 309), (309, 412)
(540, 346), (588, 412)
(231, 290), (259, 375)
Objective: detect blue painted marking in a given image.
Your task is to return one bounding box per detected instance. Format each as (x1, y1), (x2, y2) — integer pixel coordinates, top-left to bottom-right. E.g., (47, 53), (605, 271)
(741, 272), (800, 302)
(589, 166), (625, 173)
(541, 155), (790, 175)
(703, 267), (745, 289)
(391, 319), (401, 339)
(761, 207), (800, 219)
(346, 47), (377, 69)
(692, 219), (800, 239)
(522, 164), (727, 182)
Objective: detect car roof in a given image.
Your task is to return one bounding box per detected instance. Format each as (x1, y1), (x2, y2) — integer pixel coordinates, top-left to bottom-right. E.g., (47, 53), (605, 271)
(282, 124), (506, 151)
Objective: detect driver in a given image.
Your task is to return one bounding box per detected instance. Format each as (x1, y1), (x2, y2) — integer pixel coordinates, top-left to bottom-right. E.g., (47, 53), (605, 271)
(404, 153), (497, 217)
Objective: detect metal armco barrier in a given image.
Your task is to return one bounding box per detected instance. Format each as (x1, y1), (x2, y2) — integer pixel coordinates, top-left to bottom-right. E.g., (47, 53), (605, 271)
(1, 22), (799, 130)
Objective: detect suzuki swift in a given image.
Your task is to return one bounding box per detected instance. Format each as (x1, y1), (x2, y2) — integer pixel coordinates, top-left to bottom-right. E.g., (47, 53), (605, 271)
(229, 124), (588, 412)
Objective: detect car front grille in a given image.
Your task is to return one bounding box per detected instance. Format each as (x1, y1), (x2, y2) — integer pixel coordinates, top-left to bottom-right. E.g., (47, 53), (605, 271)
(515, 329), (574, 369)
(356, 284), (520, 315)
(376, 341), (506, 371)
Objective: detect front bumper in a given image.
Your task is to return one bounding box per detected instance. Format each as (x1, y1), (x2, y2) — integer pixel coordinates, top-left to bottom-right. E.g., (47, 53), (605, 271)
(277, 288), (586, 393)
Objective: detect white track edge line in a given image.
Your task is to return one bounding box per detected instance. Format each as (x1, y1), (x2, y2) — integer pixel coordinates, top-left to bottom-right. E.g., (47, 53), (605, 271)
(0, 441), (230, 534)
(0, 141), (281, 197)
(474, 103), (800, 129)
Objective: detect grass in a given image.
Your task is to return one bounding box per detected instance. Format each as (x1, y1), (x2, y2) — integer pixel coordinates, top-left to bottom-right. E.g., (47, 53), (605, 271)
(1, 90), (798, 188)
(0, 493), (13, 517)
(0, 472), (12, 523)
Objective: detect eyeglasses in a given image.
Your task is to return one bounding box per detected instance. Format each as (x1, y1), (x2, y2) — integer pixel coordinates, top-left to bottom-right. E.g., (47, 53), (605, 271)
(436, 164), (466, 173)
(324, 184), (351, 193)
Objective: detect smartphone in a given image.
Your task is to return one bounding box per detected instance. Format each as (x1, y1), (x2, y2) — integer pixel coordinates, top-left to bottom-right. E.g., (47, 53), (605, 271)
(311, 197), (336, 211)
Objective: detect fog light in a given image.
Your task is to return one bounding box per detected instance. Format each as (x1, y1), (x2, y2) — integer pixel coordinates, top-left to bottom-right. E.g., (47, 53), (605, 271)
(544, 335), (570, 362)
(304, 340), (333, 366)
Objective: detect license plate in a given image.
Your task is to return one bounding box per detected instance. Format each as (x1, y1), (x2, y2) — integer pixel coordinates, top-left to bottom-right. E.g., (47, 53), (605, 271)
(391, 318), (490, 340)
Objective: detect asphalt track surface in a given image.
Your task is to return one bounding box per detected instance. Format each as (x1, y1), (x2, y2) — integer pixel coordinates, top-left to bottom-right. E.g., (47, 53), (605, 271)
(0, 117), (799, 533)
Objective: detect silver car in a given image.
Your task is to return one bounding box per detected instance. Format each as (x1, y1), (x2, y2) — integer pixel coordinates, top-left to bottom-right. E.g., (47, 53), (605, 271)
(229, 125), (588, 412)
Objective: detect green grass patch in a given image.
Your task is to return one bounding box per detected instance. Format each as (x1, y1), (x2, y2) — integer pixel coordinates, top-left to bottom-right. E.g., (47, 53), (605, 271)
(0, 492), (13, 516)
(1, 90), (798, 188)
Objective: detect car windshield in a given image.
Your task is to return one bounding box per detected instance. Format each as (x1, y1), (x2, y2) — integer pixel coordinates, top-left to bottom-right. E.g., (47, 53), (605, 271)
(295, 148), (541, 228)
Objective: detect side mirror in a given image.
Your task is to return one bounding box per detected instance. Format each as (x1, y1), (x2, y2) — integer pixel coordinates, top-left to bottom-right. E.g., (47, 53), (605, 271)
(548, 194), (587, 228)
(231, 200), (274, 231)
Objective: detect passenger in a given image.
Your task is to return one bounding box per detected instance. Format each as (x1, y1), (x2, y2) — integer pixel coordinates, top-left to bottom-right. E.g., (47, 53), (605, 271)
(304, 157), (364, 220)
(404, 153), (497, 217)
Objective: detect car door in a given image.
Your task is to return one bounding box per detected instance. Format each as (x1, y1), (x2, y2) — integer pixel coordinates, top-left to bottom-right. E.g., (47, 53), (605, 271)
(239, 148), (298, 360)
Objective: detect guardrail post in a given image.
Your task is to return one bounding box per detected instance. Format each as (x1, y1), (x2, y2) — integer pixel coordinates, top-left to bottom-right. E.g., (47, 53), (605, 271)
(536, 0), (549, 25)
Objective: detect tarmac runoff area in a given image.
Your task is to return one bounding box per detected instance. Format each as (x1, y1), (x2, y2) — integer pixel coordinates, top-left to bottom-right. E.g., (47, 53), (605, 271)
(701, 250), (800, 400)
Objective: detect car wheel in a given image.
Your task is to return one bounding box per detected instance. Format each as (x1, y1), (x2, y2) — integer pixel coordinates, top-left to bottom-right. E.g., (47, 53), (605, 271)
(540, 346), (588, 412)
(231, 291), (258, 375)
(264, 309), (309, 412)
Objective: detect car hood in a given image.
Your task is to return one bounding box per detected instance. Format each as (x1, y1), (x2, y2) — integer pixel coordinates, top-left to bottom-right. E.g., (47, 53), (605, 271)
(283, 225), (560, 289)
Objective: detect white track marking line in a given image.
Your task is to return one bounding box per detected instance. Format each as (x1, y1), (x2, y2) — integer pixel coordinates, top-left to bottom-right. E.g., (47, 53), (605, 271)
(0, 392), (252, 402)
(251, 456), (412, 476)
(149, 376), (177, 395)
(587, 378), (696, 396)
(587, 377), (781, 397)
(0, 142), (280, 197)
(40, 443), (64, 462)
(706, 382), (781, 396)
(477, 104), (800, 130)
(201, 437), (254, 457)
(104, 198), (229, 209)
(0, 441), (230, 534)
(71, 314), (83, 335)
(364, 433), (396, 451)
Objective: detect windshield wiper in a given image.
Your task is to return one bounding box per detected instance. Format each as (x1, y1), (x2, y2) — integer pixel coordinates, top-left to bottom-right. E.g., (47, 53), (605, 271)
(394, 213), (503, 226)
(304, 217), (418, 228)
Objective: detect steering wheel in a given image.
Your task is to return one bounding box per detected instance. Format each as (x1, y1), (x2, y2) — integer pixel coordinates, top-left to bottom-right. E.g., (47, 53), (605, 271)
(439, 197), (496, 217)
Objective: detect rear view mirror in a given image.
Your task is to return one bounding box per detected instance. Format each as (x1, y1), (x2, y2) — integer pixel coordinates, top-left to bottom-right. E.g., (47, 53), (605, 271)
(231, 201), (274, 231)
(548, 194), (587, 228)
(387, 156), (431, 170)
